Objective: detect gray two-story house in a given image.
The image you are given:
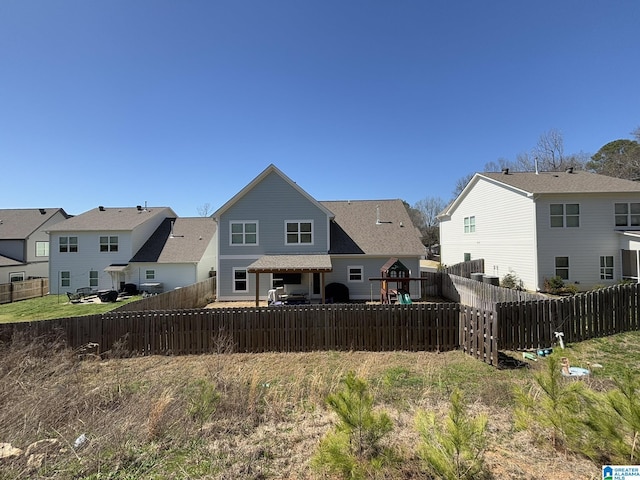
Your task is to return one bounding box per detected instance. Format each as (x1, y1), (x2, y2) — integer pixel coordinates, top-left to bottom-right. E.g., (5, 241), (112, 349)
(0, 208), (69, 283)
(213, 164), (425, 304)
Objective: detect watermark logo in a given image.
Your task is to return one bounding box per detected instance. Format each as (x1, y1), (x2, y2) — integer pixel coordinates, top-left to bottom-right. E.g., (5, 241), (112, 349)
(603, 465), (640, 479)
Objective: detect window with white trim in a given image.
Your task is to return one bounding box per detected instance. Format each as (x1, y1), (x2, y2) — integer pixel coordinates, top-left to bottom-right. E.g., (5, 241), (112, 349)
(89, 270), (99, 288)
(60, 271), (70, 287)
(463, 216), (475, 233)
(348, 266), (364, 283)
(555, 256), (569, 280)
(9, 272), (25, 282)
(600, 256), (614, 280)
(230, 221), (258, 245)
(59, 236), (78, 253)
(233, 268), (248, 292)
(614, 203), (640, 227)
(35, 241), (49, 257)
(550, 204), (580, 227)
(285, 220), (313, 244)
(100, 236), (118, 252)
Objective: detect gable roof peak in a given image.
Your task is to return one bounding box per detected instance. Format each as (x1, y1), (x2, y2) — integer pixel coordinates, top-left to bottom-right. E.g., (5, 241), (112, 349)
(212, 164), (334, 219)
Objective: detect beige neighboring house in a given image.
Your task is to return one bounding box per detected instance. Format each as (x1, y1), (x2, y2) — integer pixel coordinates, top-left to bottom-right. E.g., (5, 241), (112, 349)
(0, 208), (69, 283)
(438, 169), (640, 292)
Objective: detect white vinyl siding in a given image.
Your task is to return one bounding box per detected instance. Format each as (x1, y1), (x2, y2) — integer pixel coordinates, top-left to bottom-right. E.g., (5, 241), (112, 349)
(440, 177), (538, 290)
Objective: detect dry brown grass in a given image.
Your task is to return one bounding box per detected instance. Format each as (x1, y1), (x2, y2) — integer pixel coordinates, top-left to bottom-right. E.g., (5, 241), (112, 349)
(0, 333), (603, 479)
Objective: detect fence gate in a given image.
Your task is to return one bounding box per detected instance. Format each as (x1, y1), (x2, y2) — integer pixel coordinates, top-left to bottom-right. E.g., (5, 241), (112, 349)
(459, 305), (498, 366)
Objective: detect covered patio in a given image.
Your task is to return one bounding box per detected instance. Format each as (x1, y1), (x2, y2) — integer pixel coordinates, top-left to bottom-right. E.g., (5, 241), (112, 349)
(246, 254), (333, 306)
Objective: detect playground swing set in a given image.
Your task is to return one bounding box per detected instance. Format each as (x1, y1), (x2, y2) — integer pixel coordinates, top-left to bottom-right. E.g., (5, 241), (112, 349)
(370, 257), (424, 305)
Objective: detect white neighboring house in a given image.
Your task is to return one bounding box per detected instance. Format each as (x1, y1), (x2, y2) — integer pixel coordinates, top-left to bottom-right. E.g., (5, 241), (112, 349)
(48, 206), (182, 294)
(0, 208), (69, 283)
(438, 169), (640, 292)
(128, 217), (217, 291)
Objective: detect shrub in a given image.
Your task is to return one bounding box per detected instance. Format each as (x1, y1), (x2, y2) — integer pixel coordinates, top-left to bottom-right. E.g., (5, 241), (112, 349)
(311, 371), (396, 479)
(415, 389), (488, 480)
(186, 379), (220, 427)
(501, 271), (523, 290)
(543, 276), (578, 295)
(582, 368), (640, 463)
(513, 355), (588, 451)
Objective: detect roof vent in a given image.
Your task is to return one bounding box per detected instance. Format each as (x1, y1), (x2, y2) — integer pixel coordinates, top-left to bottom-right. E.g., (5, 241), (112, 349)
(98, 206), (105, 212)
(566, 167), (574, 174)
(502, 168), (509, 175)
(136, 205), (142, 211)
(39, 208), (46, 215)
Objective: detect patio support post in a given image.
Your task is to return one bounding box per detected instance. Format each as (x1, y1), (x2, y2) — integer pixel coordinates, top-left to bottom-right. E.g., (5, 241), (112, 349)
(254, 272), (259, 307)
(321, 272), (326, 304)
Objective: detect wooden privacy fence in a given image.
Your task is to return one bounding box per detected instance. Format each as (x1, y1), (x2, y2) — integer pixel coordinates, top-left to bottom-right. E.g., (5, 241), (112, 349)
(497, 282), (640, 350)
(1, 303), (461, 355)
(113, 277), (216, 312)
(443, 274), (547, 311)
(0, 278), (49, 304)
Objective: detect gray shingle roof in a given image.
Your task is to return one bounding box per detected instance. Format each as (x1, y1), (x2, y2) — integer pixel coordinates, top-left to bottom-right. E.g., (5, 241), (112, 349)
(0, 254), (22, 267)
(47, 206), (176, 232)
(320, 199), (425, 256)
(130, 217), (217, 263)
(0, 208), (68, 239)
(480, 170), (640, 194)
(247, 254), (332, 272)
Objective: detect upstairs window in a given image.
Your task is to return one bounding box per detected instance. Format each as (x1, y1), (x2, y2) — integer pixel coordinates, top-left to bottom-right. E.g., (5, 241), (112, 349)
(230, 221), (258, 245)
(286, 220), (313, 244)
(463, 216), (475, 233)
(100, 236), (118, 252)
(550, 204), (580, 228)
(35, 241), (49, 257)
(59, 236), (78, 253)
(615, 203), (640, 227)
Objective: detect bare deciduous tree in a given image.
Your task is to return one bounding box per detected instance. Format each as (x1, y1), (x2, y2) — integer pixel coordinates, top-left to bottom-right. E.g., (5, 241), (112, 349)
(410, 196), (446, 255)
(197, 203), (212, 217)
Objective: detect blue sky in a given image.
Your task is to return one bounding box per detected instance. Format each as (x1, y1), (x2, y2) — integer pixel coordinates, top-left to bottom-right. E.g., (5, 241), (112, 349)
(1, 1), (639, 216)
